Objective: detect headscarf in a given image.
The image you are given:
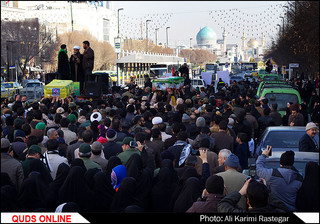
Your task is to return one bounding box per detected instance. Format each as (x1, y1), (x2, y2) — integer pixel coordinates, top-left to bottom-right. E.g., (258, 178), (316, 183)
(18, 172), (56, 211)
(70, 158), (87, 172)
(111, 165), (127, 191)
(151, 159), (179, 212)
(125, 153), (153, 208)
(296, 162), (319, 211)
(84, 168), (100, 190)
(55, 202), (79, 213)
(1, 185), (24, 212)
(110, 177), (142, 212)
(169, 166), (200, 210)
(92, 171), (115, 212)
(29, 159), (53, 185)
(173, 177), (203, 212)
(105, 156), (122, 178)
(49, 163), (70, 193)
(58, 166), (94, 212)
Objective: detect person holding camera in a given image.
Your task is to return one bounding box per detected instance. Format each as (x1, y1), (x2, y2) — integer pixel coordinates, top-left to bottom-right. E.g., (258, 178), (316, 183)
(218, 177), (288, 212)
(256, 146), (303, 212)
(117, 137), (140, 165)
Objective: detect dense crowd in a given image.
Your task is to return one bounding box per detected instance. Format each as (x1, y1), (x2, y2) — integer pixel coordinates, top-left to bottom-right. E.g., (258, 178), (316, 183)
(1, 74), (319, 213)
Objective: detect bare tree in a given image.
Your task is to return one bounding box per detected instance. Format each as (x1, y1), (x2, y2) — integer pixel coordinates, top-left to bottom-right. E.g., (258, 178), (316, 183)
(179, 49), (216, 65)
(1, 18), (53, 79)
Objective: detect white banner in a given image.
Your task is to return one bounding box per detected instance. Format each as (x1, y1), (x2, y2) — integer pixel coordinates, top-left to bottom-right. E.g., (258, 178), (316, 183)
(1, 213), (90, 224)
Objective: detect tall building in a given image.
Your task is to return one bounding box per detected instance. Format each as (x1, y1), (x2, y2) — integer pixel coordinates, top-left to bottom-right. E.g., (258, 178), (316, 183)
(1, 1), (117, 45)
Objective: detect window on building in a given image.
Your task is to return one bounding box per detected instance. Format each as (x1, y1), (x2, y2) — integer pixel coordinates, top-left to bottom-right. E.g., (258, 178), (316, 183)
(103, 18), (110, 42)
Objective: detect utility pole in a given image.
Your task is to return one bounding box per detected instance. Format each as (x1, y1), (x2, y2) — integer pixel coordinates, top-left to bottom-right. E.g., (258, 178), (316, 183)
(146, 20), (151, 51)
(166, 26), (170, 48)
(70, 1), (74, 31)
(116, 8), (124, 86)
(155, 28), (159, 46)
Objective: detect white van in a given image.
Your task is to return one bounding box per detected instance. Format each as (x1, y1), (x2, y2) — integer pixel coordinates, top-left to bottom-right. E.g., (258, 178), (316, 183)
(191, 79), (206, 90)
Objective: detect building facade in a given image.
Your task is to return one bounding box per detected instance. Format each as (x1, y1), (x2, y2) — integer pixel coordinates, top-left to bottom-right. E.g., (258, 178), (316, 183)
(1, 1), (117, 45)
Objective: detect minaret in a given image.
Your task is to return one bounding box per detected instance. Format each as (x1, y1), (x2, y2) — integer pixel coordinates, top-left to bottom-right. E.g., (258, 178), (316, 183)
(222, 26), (227, 54)
(261, 32), (265, 48)
(241, 29), (246, 51)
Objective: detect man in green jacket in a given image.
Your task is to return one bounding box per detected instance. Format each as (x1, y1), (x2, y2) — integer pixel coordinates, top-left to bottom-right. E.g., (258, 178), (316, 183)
(78, 143), (102, 170)
(117, 137), (140, 165)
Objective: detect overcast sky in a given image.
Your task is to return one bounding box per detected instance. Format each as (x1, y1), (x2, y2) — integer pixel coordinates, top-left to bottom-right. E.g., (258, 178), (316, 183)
(113, 1), (288, 48)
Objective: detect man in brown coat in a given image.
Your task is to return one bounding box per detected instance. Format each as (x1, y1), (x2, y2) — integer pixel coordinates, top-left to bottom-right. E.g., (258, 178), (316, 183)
(82, 40), (94, 81)
(211, 121), (234, 154)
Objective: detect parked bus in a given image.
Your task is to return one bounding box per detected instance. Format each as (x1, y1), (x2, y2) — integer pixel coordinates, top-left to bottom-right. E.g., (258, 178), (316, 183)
(240, 62), (258, 70)
(205, 63), (218, 74)
(149, 63), (191, 78)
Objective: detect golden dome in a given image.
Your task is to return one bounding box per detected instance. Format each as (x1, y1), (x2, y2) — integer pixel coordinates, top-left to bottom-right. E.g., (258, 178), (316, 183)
(247, 39), (259, 48)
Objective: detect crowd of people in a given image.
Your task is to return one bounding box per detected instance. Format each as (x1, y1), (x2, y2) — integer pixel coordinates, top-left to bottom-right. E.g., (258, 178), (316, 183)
(1, 71), (319, 213)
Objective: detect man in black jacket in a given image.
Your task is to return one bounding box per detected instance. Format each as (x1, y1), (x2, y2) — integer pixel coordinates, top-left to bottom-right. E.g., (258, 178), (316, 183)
(218, 178), (289, 213)
(299, 122), (319, 152)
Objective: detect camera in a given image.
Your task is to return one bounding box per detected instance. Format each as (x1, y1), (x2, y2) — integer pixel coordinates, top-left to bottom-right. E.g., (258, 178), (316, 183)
(247, 158), (263, 183)
(129, 141), (138, 148)
(191, 149), (200, 156)
(248, 158), (258, 178)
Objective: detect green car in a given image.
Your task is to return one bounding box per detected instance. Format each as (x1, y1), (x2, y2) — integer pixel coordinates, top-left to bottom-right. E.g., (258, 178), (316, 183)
(260, 87), (301, 117)
(261, 74), (280, 81)
(257, 81), (292, 97)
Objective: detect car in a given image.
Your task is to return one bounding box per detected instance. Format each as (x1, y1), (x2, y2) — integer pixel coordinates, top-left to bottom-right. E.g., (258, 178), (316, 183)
(243, 151), (319, 178)
(1, 85), (10, 99)
(261, 74), (281, 81)
(191, 78), (206, 90)
(255, 126), (319, 156)
(256, 81), (294, 97)
(229, 75), (243, 84)
(2, 82), (23, 95)
(20, 79), (44, 102)
(260, 87), (301, 116)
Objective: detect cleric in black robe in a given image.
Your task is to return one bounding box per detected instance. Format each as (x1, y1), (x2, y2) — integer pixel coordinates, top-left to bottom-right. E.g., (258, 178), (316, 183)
(70, 45), (84, 92)
(58, 44), (70, 80)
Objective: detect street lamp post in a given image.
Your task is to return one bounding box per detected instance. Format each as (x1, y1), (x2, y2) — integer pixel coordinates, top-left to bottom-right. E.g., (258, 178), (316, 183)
(189, 37), (193, 48)
(166, 27), (170, 48)
(279, 16), (284, 36)
(117, 8), (124, 86)
(146, 20), (151, 52)
(146, 20), (151, 40)
(155, 28), (159, 46)
(277, 24), (281, 38)
(117, 8), (124, 37)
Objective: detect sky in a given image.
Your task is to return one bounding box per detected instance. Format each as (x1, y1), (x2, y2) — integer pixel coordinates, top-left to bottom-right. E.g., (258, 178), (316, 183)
(112, 1), (288, 48)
